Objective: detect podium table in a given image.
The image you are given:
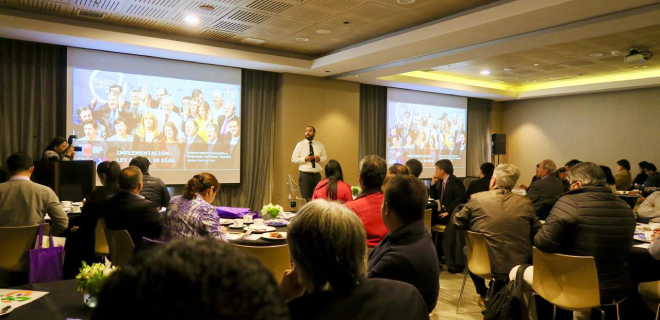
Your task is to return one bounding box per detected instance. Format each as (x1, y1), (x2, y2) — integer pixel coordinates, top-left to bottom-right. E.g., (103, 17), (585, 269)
(31, 161), (96, 202)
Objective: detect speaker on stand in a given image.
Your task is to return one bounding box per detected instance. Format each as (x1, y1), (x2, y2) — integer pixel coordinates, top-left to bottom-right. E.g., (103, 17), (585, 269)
(491, 134), (506, 165)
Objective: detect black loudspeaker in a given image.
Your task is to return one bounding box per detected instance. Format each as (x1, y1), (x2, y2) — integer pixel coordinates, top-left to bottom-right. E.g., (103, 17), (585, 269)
(492, 134), (506, 155)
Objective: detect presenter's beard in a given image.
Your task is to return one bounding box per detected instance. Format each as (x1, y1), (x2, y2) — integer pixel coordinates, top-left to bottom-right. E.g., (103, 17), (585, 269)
(305, 135), (314, 141)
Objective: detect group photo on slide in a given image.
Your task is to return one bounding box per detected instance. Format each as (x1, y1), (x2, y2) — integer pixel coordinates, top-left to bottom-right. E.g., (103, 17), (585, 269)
(70, 68), (241, 171)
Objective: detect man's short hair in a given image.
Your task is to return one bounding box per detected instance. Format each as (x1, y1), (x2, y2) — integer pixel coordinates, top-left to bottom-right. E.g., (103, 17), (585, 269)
(92, 238), (289, 320)
(306, 125), (316, 133)
(118, 166), (142, 191)
(647, 163), (658, 172)
(77, 106), (93, 118)
(359, 155), (387, 189)
(492, 164), (520, 189)
(129, 157), (150, 174)
(564, 159), (582, 169)
(541, 159), (557, 174)
(288, 200), (366, 294)
(6, 153), (33, 175)
(405, 158), (423, 178)
(617, 159), (631, 171)
(480, 162), (495, 177)
(383, 175), (428, 224)
(435, 159), (454, 175)
(568, 162), (606, 186)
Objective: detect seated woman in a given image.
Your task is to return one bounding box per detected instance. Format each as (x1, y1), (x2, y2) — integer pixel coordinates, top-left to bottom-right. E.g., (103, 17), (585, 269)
(63, 161), (120, 278)
(159, 173), (227, 241)
(312, 160), (353, 203)
(281, 200), (430, 320)
(41, 136), (75, 161)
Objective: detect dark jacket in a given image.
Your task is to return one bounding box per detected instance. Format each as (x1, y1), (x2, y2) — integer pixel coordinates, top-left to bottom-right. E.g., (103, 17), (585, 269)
(534, 185), (636, 304)
(367, 220), (439, 312)
(288, 278), (429, 320)
(102, 191), (164, 245)
(455, 188), (541, 276)
(430, 174), (467, 225)
(139, 173), (171, 208)
(525, 174), (565, 220)
(633, 172), (648, 189)
(644, 172), (660, 188)
(466, 176), (492, 199)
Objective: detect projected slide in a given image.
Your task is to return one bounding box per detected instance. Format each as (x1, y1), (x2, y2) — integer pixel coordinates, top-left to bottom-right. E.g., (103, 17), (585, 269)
(387, 88), (468, 178)
(70, 68), (241, 180)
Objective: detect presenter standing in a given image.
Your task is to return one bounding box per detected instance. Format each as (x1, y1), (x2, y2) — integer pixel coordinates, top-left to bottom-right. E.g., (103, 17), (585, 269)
(291, 126), (327, 202)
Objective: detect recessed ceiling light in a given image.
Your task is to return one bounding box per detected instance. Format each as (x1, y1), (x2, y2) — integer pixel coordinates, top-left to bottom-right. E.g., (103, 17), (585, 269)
(589, 53), (603, 57)
(480, 70), (491, 75)
(611, 51), (620, 56)
(533, 63), (539, 66)
(199, 5), (214, 12)
(503, 68), (514, 72)
(184, 15), (199, 24)
(354, 75), (359, 78)
(397, 0), (416, 4)
(316, 29), (331, 34)
(296, 37), (309, 42)
(240, 38), (266, 45)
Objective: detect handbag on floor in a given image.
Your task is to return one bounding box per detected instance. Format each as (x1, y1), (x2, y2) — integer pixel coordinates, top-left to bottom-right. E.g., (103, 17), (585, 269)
(29, 224), (65, 284)
(484, 264), (531, 320)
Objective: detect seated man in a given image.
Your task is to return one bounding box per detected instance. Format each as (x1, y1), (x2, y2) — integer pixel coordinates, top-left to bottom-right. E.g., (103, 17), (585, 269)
(639, 191), (660, 223)
(524, 159), (565, 220)
(92, 238), (289, 320)
(345, 155), (388, 247)
(513, 162), (636, 318)
(102, 166), (163, 245)
(0, 153), (68, 235)
(129, 157), (170, 210)
(368, 175), (440, 312)
(466, 162), (495, 199)
(455, 164), (540, 309)
(405, 158), (423, 178)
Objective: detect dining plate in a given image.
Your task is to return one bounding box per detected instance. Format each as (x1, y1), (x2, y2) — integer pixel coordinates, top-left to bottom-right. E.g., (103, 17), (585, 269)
(266, 219), (288, 226)
(261, 232), (287, 241)
(243, 226), (276, 233)
(219, 219), (232, 225)
(228, 225), (245, 229)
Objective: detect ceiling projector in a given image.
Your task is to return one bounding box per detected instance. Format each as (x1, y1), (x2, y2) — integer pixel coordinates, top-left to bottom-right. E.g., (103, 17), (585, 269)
(624, 48), (653, 64)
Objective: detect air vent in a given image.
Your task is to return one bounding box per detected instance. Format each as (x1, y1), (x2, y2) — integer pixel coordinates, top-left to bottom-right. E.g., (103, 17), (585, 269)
(125, 4), (170, 19)
(199, 29), (237, 40)
(246, 0), (294, 14)
(117, 16), (158, 28)
(212, 21), (252, 33)
(77, 9), (108, 19)
(74, 0), (120, 11)
(133, 0), (181, 7)
(228, 10), (271, 24)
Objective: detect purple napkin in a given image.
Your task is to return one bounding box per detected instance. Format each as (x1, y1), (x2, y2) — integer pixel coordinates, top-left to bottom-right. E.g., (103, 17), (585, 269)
(215, 206), (258, 219)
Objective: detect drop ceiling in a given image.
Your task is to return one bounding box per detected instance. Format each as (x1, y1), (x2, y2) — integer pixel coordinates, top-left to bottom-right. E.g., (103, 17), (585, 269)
(0, 0), (501, 55)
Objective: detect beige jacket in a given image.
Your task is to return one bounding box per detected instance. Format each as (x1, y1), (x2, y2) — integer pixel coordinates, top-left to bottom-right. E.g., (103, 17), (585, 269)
(0, 178), (68, 235)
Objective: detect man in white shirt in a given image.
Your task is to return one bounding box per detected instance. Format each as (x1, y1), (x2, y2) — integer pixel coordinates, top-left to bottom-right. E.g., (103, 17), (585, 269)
(639, 191), (660, 223)
(291, 126), (327, 201)
(0, 153), (68, 235)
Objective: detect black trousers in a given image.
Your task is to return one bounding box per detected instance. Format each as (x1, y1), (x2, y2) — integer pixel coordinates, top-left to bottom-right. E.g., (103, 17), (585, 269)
(299, 171), (321, 201)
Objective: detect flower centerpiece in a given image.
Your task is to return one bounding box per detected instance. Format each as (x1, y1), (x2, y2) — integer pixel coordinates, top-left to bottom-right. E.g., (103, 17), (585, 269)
(76, 262), (117, 308)
(351, 186), (361, 198)
(260, 203), (284, 220)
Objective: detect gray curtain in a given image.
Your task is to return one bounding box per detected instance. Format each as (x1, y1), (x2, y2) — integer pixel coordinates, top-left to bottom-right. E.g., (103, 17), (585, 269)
(0, 38), (66, 163)
(211, 69), (279, 210)
(358, 84), (387, 162)
(466, 97), (492, 177)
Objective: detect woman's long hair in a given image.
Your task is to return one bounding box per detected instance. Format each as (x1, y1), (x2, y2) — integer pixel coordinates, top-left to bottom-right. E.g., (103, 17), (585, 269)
(183, 172), (220, 200)
(324, 160), (344, 200)
(97, 161), (121, 191)
(45, 136), (67, 153)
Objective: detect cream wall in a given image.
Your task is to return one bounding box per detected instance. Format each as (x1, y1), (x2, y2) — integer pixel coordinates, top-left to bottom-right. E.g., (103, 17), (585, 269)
(271, 73), (360, 206)
(501, 87), (660, 186)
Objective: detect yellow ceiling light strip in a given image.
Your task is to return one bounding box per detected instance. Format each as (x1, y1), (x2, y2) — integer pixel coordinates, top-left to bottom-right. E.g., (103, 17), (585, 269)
(514, 68), (660, 92)
(400, 71), (513, 91)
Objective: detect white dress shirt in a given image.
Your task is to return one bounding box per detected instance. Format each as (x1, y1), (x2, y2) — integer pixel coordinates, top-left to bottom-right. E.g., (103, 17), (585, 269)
(291, 139), (327, 173)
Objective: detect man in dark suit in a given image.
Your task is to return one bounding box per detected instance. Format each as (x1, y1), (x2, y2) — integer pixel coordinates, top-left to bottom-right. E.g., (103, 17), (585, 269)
(466, 162), (494, 199)
(216, 101), (240, 136)
(368, 174), (440, 313)
(429, 159), (466, 225)
(102, 166), (163, 246)
(524, 159), (565, 219)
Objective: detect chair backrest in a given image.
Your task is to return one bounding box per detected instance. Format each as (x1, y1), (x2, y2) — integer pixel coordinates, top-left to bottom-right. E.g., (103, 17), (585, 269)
(104, 227), (135, 267)
(287, 174), (304, 200)
(0, 225), (40, 272)
(94, 219), (109, 256)
(423, 209), (432, 232)
(532, 247), (600, 310)
(465, 231), (492, 279)
(232, 244), (291, 283)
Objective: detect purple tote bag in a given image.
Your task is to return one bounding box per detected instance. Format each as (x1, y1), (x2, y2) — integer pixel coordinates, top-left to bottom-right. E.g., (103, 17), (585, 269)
(29, 224), (64, 284)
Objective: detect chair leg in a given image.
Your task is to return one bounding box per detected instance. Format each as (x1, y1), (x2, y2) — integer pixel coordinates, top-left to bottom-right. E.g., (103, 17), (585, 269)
(616, 302), (620, 320)
(455, 267), (468, 313)
(594, 307), (605, 320)
(655, 303), (659, 320)
(552, 305), (556, 320)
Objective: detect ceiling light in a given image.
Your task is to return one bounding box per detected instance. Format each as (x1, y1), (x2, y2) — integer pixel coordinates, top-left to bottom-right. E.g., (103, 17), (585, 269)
(480, 70), (491, 75)
(503, 68), (514, 72)
(589, 53), (603, 57)
(634, 65), (648, 69)
(354, 75), (359, 78)
(397, 0), (416, 4)
(296, 37), (309, 42)
(199, 5), (214, 12)
(316, 29), (331, 34)
(240, 38), (266, 45)
(533, 63), (539, 66)
(611, 51), (620, 56)
(184, 15), (199, 24)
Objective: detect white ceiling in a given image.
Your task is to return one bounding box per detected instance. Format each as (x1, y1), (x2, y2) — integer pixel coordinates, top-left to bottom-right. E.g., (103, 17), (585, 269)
(1, 0), (660, 100)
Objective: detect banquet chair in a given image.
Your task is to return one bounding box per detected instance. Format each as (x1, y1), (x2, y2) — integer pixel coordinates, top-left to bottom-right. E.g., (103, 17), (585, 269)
(286, 174), (304, 201)
(531, 247), (624, 320)
(103, 227), (135, 267)
(232, 244), (290, 283)
(456, 231), (492, 313)
(0, 225), (40, 272)
(94, 220), (110, 257)
(423, 209), (432, 232)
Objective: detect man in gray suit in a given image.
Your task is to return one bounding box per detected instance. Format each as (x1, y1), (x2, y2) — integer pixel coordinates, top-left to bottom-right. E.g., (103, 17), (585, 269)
(524, 159), (565, 219)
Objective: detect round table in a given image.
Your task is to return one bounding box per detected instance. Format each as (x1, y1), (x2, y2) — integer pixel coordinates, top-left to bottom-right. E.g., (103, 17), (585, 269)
(6, 280), (91, 320)
(226, 225), (289, 247)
